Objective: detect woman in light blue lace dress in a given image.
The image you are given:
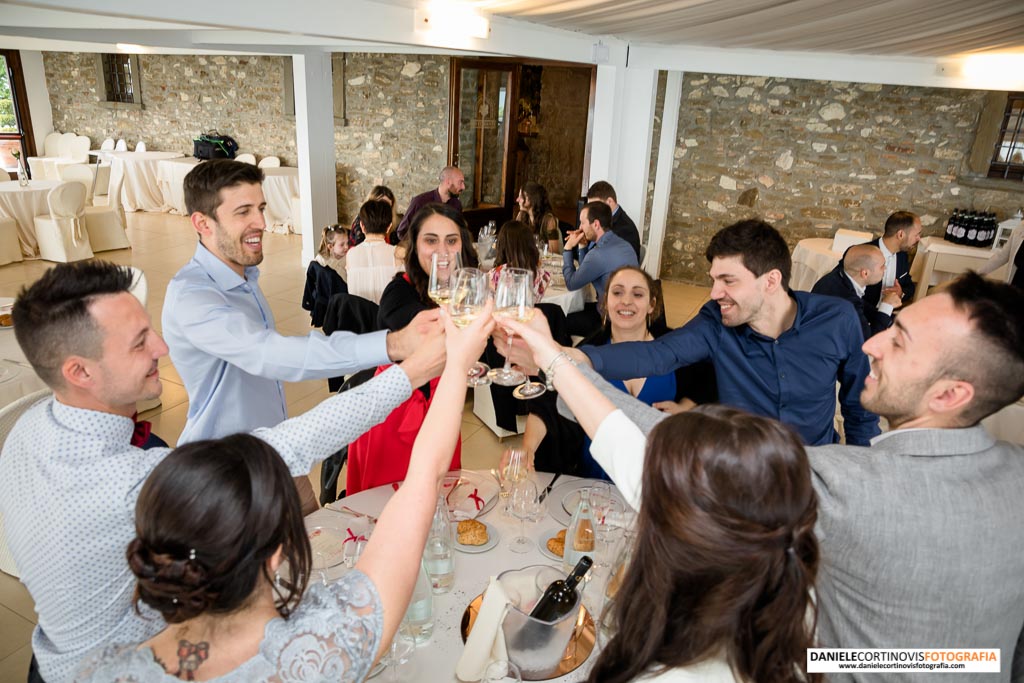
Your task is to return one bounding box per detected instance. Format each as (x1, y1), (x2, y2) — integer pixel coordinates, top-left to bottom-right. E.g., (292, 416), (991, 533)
(76, 306), (496, 682)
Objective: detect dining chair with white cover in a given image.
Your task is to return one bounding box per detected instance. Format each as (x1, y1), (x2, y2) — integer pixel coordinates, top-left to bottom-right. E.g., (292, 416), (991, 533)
(57, 132), (77, 159)
(69, 135), (91, 163)
(0, 215), (23, 266)
(28, 132), (63, 179)
(34, 182), (94, 263)
(43, 132), (62, 157)
(58, 163), (95, 204)
(0, 389), (53, 578)
(115, 139), (127, 151)
(100, 137), (115, 151)
(129, 266), (148, 306)
(236, 153), (256, 165)
(257, 156), (281, 168)
(84, 171), (129, 252)
(135, 141), (147, 152)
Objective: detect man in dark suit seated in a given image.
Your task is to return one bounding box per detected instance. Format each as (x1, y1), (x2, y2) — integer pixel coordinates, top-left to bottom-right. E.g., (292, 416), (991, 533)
(865, 210), (922, 317)
(812, 243), (898, 339)
(585, 180), (641, 261)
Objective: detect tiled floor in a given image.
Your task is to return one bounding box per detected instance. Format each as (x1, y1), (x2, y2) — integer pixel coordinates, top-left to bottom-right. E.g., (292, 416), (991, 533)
(0, 210), (710, 680)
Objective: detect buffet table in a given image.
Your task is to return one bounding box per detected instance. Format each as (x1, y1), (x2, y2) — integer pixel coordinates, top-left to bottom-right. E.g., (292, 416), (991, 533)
(307, 471), (622, 682)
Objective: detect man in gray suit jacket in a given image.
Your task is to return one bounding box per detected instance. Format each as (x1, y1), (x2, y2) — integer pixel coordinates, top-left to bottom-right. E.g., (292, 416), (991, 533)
(558, 272), (1024, 682)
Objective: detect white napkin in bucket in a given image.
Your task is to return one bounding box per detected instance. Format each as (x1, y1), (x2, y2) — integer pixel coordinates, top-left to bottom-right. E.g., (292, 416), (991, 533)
(456, 576), (510, 681)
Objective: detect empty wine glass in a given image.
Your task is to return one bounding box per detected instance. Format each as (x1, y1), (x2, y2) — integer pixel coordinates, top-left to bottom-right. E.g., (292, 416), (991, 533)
(428, 251), (462, 307)
(381, 620), (416, 682)
(449, 267), (491, 386)
(482, 659), (523, 683)
(490, 268), (533, 386)
(508, 479), (539, 553)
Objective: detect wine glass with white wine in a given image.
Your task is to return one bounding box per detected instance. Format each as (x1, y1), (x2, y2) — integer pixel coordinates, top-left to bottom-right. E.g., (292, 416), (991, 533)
(449, 267), (492, 386)
(489, 268), (534, 387)
(428, 251), (462, 307)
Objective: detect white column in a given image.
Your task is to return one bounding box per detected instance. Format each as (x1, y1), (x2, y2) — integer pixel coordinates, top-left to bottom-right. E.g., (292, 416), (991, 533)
(19, 51), (53, 154)
(645, 71), (684, 278)
(586, 65), (658, 236)
(292, 52), (337, 263)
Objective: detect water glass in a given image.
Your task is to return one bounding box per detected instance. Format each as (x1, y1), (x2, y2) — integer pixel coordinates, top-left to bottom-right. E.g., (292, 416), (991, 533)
(508, 479), (539, 553)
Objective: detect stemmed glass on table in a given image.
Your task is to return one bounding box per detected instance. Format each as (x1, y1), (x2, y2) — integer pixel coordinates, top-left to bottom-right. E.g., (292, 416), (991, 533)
(447, 265), (493, 386)
(508, 479), (541, 553)
(380, 619), (416, 681)
(490, 268), (547, 399)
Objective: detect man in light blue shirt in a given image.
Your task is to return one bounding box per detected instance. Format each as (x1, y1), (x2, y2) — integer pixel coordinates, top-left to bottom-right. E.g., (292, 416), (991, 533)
(0, 261), (444, 683)
(562, 200), (638, 336)
(163, 161), (435, 449)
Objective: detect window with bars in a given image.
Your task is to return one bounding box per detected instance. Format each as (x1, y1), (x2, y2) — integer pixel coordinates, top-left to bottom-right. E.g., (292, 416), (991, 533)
(97, 54), (142, 105)
(988, 93), (1024, 181)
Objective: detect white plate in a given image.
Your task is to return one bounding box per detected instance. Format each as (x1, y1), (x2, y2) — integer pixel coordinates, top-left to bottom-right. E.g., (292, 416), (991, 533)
(537, 527), (566, 563)
(545, 479), (626, 526)
(454, 521), (499, 553)
(306, 525), (349, 570)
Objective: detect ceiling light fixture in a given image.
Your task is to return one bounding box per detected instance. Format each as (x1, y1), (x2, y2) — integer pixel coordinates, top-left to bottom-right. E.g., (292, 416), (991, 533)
(415, 1), (491, 41)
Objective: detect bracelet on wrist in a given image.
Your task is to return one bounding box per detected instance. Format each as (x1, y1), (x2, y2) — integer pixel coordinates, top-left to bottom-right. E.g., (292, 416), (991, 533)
(543, 351), (574, 391)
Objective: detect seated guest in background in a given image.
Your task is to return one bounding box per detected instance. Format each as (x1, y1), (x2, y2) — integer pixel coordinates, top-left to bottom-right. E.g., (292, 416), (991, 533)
(516, 219), (880, 446)
(314, 223), (348, 281)
(865, 210), (922, 312)
(164, 160), (436, 512)
(0, 261), (445, 683)
(586, 180), (641, 260)
(347, 199), (399, 304)
(563, 200), (638, 337)
(490, 220), (552, 300)
(348, 184), (397, 246)
(516, 181), (561, 254)
(349, 203), (472, 495)
(504, 266), (715, 477)
(500, 312), (820, 683)
(541, 273), (1024, 681)
(76, 310), (493, 683)
(395, 165), (465, 242)
(978, 219), (1023, 289)
(302, 224), (349, 329)
(812, 243), (897, 338)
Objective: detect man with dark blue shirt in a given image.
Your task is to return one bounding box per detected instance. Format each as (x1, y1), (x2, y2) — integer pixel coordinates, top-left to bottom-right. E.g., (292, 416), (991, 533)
(569, 219), (880, 446)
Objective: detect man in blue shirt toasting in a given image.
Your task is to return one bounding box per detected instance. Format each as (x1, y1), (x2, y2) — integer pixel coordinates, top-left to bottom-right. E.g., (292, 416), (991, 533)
(580, 219), (879, 445)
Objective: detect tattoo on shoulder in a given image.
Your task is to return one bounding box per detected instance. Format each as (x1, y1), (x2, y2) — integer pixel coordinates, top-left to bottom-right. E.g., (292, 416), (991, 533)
(154, 639), (210, 680)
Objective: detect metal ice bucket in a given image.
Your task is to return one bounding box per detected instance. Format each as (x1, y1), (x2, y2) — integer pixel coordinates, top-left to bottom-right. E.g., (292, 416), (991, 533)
(497, 565), (580, 679)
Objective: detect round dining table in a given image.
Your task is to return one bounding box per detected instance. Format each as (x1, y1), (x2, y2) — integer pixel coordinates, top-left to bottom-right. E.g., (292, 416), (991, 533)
(108, 151), (185, 212)
(307, 471), (621, 682)
(156, 157), (202, 215)
(261, 167), (300, 234)
(0, 179), (61, 257)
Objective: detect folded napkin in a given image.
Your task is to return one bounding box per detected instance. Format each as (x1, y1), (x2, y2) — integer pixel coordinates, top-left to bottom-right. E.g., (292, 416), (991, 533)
(448, 478), (498, 521)
(456, 577), (510, 682)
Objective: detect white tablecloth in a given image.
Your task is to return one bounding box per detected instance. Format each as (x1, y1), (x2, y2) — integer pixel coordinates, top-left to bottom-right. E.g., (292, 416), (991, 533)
(790, 238), (841, 292)
(261, 167), (300, 234)
(542, 285), (585, 317)
(0, 180), (60, 256)
(0, 298), (49, 407)
(156, 157), (202, 215)
(908, 236), (995, 301)
(108, 151), (184, 212)
(309, 471), (606, 682)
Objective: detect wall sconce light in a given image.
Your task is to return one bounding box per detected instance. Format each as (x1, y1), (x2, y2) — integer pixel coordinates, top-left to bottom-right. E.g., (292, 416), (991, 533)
(415, 1), (491, 41)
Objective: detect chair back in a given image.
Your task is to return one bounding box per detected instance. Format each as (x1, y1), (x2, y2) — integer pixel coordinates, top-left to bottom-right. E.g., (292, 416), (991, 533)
(43, 132), (62, 157)
(114, 139), (127, 151)
(831, 228), (873, 254)
(236, 153), (256, 165)
(58, 164), (95, 204)
(129, 267), (148, 306)
(106, 165), (126, 214)
(47, 182), (88, 245)
(100, 137), (115, 151)
(57, 132), (77, 158)
(69, 135), (91, 163)
(257, 156), (281, 168)
(135, 141), (147, 152)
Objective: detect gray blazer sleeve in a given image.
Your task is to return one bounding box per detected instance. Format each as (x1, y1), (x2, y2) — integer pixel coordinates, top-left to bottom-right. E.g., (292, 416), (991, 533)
(556, 364), (670, 436)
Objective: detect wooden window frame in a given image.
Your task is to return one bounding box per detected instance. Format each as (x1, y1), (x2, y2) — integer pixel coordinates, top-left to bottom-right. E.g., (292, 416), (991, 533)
(987, 92), (1024, 182)
(0, 49), (36, 180)
(95, 54), (143, 109)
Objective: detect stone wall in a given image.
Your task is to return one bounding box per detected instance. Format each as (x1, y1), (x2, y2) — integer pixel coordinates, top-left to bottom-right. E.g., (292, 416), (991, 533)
(662, 73), (1024, 283)
(526, 66), (591, 214)
(42, 51), (449, 223)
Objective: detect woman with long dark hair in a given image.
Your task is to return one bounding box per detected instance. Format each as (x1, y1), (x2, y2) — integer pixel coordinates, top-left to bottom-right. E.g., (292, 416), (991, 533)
(76, 309), (494, 682)
(515, 181), (561, 254)
(500, 312), (820, 683)
(489, 220), (552, 300)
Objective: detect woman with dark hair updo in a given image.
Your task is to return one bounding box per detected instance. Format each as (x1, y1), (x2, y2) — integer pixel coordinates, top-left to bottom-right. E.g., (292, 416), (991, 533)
(499, 312), (821, 683)
(76, 309), (495, 682)
(515, 181), (561, 254)
(348, 185), (397, 247)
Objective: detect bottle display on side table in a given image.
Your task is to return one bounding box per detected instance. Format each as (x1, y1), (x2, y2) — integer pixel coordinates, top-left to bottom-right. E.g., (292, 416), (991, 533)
(529, 556), (593, 622)
(424, 493), (455, 594)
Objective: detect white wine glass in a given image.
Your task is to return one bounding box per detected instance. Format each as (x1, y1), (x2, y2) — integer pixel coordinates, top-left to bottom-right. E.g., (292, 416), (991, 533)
(449, 267), (491, 386)
(382, 619), (416, 682)
(482, 660), (523, 683)
(489, 268), (533, 386)
(508, 479), (538, 553)
(428, 251), (462, 307)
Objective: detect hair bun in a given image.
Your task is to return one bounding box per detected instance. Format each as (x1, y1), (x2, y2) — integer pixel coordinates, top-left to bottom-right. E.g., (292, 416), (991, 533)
(127, 538), (214, 623)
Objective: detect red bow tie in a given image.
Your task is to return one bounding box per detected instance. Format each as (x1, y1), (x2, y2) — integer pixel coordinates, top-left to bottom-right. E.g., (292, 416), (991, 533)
(130, 412), (152, 448)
